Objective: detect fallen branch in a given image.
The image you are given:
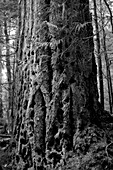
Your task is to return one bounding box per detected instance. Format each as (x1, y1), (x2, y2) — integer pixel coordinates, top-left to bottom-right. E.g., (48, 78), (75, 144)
(105, 142), (113, 157)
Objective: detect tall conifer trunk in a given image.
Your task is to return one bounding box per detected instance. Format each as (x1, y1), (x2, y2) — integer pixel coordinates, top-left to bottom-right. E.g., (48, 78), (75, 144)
(13, 0), (113, 169)
(4, 19), (12, 131)
(93, 0), (104, 109)
(0, 48), (3, 118)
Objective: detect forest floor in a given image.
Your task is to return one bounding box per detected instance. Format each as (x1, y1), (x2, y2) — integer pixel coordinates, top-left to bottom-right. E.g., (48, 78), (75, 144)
(0, 124), (12, 170)
(0, 147), (12, 170)
(0, 112), (113, 170)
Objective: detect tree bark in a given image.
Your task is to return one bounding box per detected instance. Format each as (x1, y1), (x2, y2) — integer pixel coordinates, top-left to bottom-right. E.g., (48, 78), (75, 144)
(0, 49), (3, 118)
(4, 18), (12, 132)
(0, 26), (3, 118)
(93, 0), (104, 109)
(100, 0), (113, 114)
(13, 0), (113, 169)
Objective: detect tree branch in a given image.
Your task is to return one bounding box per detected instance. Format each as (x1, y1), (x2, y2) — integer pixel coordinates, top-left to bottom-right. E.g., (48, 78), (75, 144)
(103, 0), (113, 33)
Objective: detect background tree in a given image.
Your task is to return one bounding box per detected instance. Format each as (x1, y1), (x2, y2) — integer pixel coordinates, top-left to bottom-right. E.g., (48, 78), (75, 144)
(0, 0), (18, 133)
(100, 0), (113, 114)
(93, 0), (104, 109)
(91, 0), (113, 113)
(0, 52), (3, 118)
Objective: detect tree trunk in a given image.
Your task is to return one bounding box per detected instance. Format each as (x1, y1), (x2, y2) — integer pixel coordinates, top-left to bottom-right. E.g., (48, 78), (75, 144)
(13, 0), (113, 169)
(102, 28), (113, 114)
(0, 26), (3, 118)
(93, 0), (104, 109)
(100, 0), (113, 114)
(4, 19), (12, 133)
(0, 49), (3, 118)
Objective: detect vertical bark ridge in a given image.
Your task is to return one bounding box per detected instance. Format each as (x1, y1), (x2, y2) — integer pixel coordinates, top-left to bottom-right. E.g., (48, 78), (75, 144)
(18, 0), (26, 60)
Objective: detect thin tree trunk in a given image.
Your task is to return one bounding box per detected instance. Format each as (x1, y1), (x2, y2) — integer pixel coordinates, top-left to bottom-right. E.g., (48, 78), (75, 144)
(102, 30), (113, 114)
(100, 0), (113, 114)
(11, 46), (16, 133)
(0, 49), (3, 118)
(93, 0), (104, 109)
(0, 25), (3, 118)
(4, 19), (12, 132)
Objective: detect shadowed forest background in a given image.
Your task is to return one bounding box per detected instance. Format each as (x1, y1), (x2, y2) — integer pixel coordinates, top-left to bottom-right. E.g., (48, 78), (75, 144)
(0, 0), (113, 170)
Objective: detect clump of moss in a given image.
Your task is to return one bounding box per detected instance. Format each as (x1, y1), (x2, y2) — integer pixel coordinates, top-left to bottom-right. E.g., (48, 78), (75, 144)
(60, 125), (113, 170)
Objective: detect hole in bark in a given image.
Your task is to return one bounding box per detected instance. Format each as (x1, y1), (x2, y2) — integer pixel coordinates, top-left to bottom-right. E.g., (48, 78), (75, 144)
(18, 102), (20, 110)
(70, 61), (75, 66)
(58, 41), (62, 53)
(48, 152), (62, 168)
(60, 29), (66, 39)
(65, 52), (70, 58)
(29, 133), (33, 137)
(45, 0), (50, 4)
(59, 82), (67, 90)
(54, 138), (61, 151)
(20, 137), (26, 145)
(37, 166), (43, 170)
(65, 39), (68, 48)
(57, 109), (63, 124)
(24, 85), (26, 91)
(45, 45), (52, 95)
(36, 58), (39, 64)
(29, 120), (34, 127)
(47, 125), (58, 149)
(12, 141), (16, 148)
(29, 126), (32, 131)
(34, 81), (38, 86)
(29, 110), (34, 119)
(21, 131), (23, 136)
(63, 96), (69, 103)
(23, 147), (26, 156)
(23, 112), (26, 117)
(37, 157), (41, 162)
(25, 57), (27, 63)
(23, 163), (29, 170)
(23, 130), (27, 139)
(69, 77), (75, 84)
(16, 155), (20, 163)
(35, 146), (42, 155)
(31, 51), (34, 55)
(28, 70), (30, 76)
(32, 71), (35, 75)
(28, 51), (30, 57)
(29, 96), (35, 108)
(24, 72), (27, 79)
(69, 37), (72, 42)
(23, 99), (28, 109)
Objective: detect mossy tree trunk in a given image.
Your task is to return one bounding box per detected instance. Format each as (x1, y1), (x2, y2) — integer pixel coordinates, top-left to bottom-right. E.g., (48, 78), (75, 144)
(13, 0), (113, 170)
